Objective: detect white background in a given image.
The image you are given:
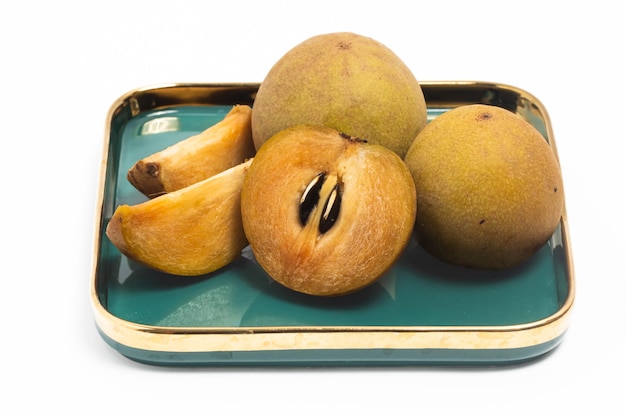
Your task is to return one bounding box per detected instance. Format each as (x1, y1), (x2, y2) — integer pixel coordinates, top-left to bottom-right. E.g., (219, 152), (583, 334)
(2, 0), (624, 415)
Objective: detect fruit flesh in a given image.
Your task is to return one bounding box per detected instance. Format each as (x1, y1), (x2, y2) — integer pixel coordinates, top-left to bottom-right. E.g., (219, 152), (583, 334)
(106, 160), (252, 276)
(241, 125), (417, 296)
(251, 32), (427, 158)
(404, 104), (564, 270)
(127, 104), (255, 197)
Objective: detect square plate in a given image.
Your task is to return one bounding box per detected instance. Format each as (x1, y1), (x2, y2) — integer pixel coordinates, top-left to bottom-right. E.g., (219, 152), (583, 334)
(90, 81), (575, 366)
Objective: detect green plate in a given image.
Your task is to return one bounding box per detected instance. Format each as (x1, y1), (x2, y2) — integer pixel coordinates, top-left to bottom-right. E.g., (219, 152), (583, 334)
(90, 82), (575, 366)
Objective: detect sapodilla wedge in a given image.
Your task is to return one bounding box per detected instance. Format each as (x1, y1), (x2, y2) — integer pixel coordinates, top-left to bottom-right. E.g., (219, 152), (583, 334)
(107, 159), (252, 276)
(127, 104), (255, 198)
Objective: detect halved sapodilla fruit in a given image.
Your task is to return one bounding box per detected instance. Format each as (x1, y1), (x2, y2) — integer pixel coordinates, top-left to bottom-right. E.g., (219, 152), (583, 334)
(127, 104), (255, 198)
(106, 159), (252, 276)
(240, 125), (417, 296)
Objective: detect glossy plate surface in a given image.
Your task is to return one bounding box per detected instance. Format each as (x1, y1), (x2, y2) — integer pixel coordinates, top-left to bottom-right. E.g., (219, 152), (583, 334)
(91, 82), (575, 366)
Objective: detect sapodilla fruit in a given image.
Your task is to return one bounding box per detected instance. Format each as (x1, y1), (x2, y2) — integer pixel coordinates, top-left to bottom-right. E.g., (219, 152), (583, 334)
(251, 32), (427, 159)
(404, 104), (565, 270)
(240, 125), (417, 296)
(106, 159), (252, 276)
(127, 105), (255, 197)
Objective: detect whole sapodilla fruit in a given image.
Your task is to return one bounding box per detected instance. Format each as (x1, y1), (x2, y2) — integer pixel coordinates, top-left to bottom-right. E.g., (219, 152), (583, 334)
(251, 32), (427, 158)
(404, 104), (564, 270)
(241, 124), (417, 296)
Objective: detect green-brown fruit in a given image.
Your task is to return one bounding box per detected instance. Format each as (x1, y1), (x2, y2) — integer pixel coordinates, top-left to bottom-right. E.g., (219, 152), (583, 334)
(404, 104), (564, 270)
(251, 32), (427, 158)
(241, 125), (417, 296)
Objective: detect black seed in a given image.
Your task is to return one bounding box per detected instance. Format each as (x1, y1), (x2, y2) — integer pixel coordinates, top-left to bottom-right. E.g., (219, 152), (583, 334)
(319, 183), (342, 234)
(299, 173), (325, 226)
(479, 219), (485, 225)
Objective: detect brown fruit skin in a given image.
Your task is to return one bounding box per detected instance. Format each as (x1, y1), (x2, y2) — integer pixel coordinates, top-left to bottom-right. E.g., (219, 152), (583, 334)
(128, 105), (254, 198)
(251, 32), (427, 158)
(241, 125), (417, 296)
(404, 104), (564, 270)
(106, 160), (252, 276)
